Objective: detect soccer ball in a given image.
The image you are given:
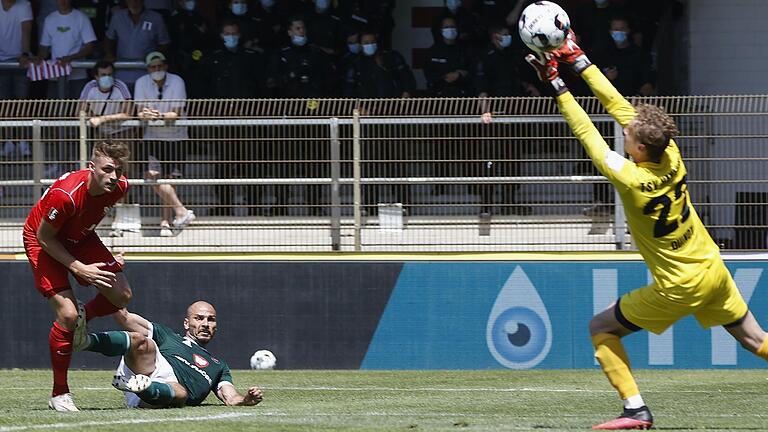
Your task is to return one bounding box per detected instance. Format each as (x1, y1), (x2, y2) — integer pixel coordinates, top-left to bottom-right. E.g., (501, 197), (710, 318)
(518, 1), (570, 53)
(250, 350), (277, 370)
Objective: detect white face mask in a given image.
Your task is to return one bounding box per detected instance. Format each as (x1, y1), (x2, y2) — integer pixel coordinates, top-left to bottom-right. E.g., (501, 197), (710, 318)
(150, 70), (166, 81)
(292, 34), (307, 46)
(362, 43), (377, 56)
(98, 75), (114, 90)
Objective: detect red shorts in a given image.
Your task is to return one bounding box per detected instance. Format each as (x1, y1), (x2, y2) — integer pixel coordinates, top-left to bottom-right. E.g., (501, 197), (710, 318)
(24, 234), (123, 298)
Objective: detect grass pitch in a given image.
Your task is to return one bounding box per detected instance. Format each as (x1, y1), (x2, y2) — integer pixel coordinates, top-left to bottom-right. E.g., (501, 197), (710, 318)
(0, 369), (766, 431)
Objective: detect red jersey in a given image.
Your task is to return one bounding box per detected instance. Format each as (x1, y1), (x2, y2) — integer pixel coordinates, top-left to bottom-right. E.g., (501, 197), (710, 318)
(23, 169), (129, 246)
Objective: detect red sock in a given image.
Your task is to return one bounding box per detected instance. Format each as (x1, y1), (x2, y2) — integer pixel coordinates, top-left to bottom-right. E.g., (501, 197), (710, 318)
(84, 293), (120, 322)
(49, 321), (74, 396)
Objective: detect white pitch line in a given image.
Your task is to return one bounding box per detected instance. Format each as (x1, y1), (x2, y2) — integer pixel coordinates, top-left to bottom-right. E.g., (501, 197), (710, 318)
(0, 386), (757, 394)
(0, 412), (257, 432)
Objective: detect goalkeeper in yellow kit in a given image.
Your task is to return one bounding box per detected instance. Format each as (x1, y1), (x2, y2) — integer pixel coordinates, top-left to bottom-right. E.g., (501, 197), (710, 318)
(526, 33), (768, 430)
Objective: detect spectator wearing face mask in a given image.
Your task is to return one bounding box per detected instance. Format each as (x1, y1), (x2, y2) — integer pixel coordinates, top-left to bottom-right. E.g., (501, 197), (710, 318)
(199, 20), (264, 216)
(266, 16), (334, 98)
(333, 27), (361, 93)
(167, 0), (214, 98)
(134, 51), (195, 237)
(474, 22), (537, 216)
(423, 16), (473, 98)
(593, 15), (655, 97)
(266, 16), (335, 215)
(431, 0), (482, 49)
(342, 29), (416, 216)
(78, 60), (134, 140)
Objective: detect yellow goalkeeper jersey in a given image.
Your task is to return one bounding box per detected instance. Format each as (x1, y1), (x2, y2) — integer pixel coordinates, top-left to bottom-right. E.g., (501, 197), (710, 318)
(557, 65), (720, 294)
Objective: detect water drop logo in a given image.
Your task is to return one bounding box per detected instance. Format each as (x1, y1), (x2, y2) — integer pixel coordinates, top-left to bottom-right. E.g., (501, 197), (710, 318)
(486, 266), (552, 369)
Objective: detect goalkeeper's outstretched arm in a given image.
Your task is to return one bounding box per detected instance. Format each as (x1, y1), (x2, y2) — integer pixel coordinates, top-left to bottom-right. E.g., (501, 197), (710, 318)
(555, 32), (637, 127)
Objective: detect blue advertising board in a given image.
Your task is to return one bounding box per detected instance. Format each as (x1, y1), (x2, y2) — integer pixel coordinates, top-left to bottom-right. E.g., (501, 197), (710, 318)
(362, 261), (768, 369)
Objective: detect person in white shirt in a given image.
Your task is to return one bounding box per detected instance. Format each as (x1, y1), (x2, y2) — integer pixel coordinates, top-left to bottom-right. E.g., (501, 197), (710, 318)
(37, 0), (97, 99)
(78, 60), (134, 139)
(0, 0), (33, 100)
(134, 51), (195, 237)
(0, 0), (33, 159)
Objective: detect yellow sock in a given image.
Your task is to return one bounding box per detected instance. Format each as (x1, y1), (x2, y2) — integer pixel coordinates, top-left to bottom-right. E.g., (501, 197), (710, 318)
(756, 337), (768, 361)
(592, 333), (640, 399)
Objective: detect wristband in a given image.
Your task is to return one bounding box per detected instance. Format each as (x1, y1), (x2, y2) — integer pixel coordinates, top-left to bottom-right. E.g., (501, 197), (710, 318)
(551, 77), (568, 95)
(571, 54), (592, 75)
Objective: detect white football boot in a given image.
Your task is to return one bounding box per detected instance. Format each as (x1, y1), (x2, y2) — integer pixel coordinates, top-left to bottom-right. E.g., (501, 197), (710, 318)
(48, 393), (79, 411)
(112, 374), (152, 393)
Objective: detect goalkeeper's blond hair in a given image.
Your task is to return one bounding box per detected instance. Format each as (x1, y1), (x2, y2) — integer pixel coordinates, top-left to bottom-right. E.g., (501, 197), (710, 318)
(633, 104), (679, 161)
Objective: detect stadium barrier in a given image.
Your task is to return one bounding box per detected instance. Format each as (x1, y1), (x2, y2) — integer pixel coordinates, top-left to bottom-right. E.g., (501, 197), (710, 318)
(2, 95), (768, 252)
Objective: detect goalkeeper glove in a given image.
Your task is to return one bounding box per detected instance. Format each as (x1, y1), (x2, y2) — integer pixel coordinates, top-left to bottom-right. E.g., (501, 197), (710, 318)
(552, 30), (592, 74)
(524, 52), (568, 95)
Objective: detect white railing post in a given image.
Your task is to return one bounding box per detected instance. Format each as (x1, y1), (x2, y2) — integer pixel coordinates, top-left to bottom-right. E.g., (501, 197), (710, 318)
(79, 110), (88, 169)
(353, 109), (362, 251)
(329, 117), (341, 251)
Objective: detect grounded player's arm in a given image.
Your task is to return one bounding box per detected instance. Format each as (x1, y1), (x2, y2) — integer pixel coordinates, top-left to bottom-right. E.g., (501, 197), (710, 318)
(112, 308), (152, 336)
(36, 220), (117, 289)
(216, 382), (263, 406)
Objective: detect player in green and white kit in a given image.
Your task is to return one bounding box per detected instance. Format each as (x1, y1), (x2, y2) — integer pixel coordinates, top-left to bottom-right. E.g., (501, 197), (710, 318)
(78, 301), (263, 408)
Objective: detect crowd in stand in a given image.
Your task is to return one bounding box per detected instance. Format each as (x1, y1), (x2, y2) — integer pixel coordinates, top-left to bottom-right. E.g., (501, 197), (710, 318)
(1, 0), (676, 220)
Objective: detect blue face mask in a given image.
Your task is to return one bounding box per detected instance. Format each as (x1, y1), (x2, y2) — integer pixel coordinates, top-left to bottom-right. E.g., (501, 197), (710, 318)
(183, 0), (195, 11)
(315, 0), (329, 11)
(223, 34), (239, 49)
(261, 0), (275, 8)
(594, 0), (609, 6)
(610, 30), (628, 44)
(231, 3), (247, 15)
(499, 34), (512, 48)
(292, 34), (307, 46)
(442, 27), (458, 41)
(446, 0), (461, 11)
(362, 43), (377, 56)
(98, 75), (114, 89)
(347, 43), (361, 54)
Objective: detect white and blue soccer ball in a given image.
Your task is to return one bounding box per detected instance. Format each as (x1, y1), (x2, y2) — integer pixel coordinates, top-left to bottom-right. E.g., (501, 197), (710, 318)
(518, 1), (571, 53)
(250, 349), (277, 370)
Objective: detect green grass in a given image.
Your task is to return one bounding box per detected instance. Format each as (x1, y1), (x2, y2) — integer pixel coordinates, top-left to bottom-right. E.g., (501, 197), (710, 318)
(1, 369), (767, 431)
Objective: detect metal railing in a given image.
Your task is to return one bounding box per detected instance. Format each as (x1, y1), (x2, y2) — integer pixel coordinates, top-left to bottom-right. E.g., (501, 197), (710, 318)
(2, 96), (768, 252)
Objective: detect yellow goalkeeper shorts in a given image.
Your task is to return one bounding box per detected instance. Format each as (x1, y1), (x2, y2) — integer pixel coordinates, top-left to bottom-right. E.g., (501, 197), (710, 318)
(618, 259), (749, 334)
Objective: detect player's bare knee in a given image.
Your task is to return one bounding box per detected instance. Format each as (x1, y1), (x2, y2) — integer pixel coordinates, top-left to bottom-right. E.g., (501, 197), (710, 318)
(128, 333), (151, 353)
(111, 282), (132, 308)
(57, 308), (80, 329)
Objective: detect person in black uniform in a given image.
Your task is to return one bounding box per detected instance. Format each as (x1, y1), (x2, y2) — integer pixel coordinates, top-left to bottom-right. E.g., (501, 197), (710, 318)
(423, 16), (474, 98)
(305, 0), (344, 57)
(267, 16), (335, 215)
(199, 20), (264, 216)
(474, 22), (537, 215)
(343, 29), (416, 216)
(167, 0), (215, 99)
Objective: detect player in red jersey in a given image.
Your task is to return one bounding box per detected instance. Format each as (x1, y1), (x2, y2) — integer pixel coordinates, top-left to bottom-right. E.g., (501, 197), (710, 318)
(23, 140), (133, 412)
